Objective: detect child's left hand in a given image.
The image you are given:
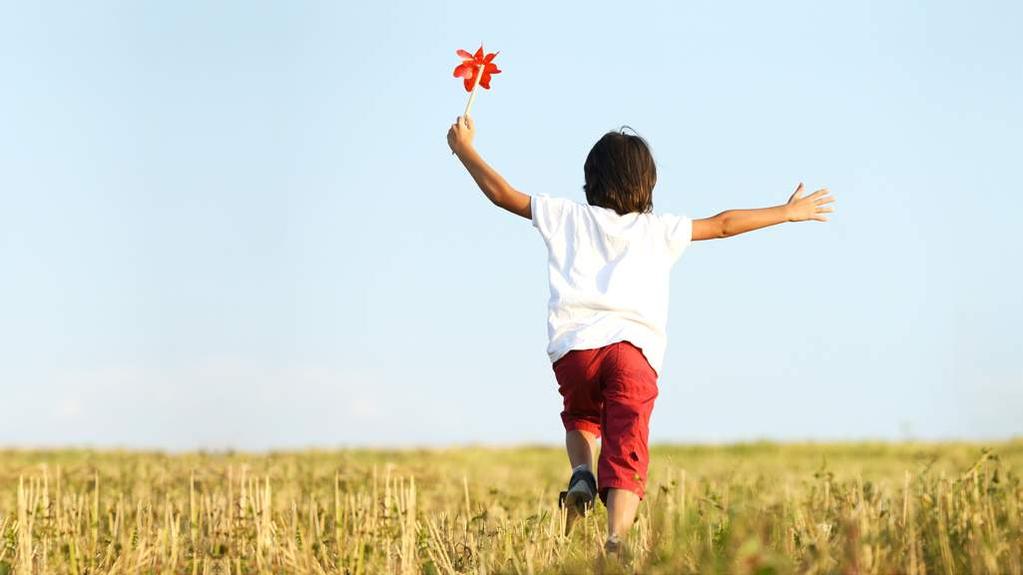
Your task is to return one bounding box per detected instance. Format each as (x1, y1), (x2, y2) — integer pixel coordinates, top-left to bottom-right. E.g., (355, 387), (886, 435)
(447, 115), (475, 155)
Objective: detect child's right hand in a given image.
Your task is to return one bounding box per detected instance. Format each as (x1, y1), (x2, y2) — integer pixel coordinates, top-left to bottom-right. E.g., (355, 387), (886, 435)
(785, 183), (835, 222)
(693, 183), (835, 240)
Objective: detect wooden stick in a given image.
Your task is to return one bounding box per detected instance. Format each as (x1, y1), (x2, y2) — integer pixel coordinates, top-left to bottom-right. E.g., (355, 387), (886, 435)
(463, 63), (484, 116)
(451, 63), (485, 155)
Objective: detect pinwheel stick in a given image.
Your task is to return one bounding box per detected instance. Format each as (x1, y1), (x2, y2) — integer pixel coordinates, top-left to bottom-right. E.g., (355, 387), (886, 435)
(464, 64), (484, 116)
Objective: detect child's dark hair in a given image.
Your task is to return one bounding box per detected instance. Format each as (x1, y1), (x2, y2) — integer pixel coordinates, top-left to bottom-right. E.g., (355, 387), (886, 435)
(583, 127), (656, 215)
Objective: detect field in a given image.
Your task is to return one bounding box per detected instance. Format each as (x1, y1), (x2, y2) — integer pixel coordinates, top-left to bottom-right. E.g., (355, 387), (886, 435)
(1, 442), (1021, 574)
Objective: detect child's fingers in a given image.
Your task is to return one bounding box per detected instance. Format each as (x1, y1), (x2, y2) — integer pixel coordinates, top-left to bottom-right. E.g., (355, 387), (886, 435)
(815, 195), (835, 205)
(464, 115), (474, 130)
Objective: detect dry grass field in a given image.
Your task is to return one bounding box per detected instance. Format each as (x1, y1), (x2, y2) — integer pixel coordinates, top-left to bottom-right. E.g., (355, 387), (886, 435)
(1, 441), (1021, 574)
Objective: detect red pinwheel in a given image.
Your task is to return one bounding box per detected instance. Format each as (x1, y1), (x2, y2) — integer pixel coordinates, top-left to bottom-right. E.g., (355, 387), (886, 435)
(453, 45), (500, 115)
(453, 46), (501, 92)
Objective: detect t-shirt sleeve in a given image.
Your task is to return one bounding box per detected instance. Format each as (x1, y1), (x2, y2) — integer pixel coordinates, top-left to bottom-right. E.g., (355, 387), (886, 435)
(662, 213), (693, 261)
(531, 194), (572, 240)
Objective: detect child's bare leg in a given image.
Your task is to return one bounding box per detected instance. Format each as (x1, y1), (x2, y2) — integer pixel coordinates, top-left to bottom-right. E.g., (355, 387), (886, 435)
(605, 488), (640, 538)
(565, 429), (597, 470)
(562, 429), (599, 534)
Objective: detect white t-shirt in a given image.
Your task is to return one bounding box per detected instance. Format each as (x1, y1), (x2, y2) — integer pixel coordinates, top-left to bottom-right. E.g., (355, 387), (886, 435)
(531, 194), (693, 376)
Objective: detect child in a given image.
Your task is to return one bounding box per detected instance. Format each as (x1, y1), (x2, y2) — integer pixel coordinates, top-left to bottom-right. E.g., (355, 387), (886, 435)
(447, 115), (834, 552)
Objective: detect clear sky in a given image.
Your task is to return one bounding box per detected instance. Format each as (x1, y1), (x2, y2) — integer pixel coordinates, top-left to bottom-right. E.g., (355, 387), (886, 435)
(2, 1), (1020, 450)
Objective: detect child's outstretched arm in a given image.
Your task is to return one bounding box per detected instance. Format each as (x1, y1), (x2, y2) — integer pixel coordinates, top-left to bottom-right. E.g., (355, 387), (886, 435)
(447, 115), (532, 219)
(691, 183), (834, 241)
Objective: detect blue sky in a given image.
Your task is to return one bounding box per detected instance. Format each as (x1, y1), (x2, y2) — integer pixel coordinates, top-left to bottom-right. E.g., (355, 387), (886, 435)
(2, 1), (1020, 449)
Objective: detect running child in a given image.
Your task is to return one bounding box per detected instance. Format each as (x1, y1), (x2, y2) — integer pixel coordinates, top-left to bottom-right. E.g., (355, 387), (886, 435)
(446, 115), (834, 553)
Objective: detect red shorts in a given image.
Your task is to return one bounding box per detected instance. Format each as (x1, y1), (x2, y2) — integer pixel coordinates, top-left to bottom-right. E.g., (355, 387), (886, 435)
(553, 340), (658, 502)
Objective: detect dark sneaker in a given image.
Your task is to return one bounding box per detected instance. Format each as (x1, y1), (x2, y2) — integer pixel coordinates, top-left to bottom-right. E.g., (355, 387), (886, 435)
(558, 465), (596, 535)
(604, 534), (622, 555)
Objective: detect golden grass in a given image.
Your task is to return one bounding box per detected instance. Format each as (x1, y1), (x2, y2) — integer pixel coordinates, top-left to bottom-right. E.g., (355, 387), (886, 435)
(1, 441), (1021, 574)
